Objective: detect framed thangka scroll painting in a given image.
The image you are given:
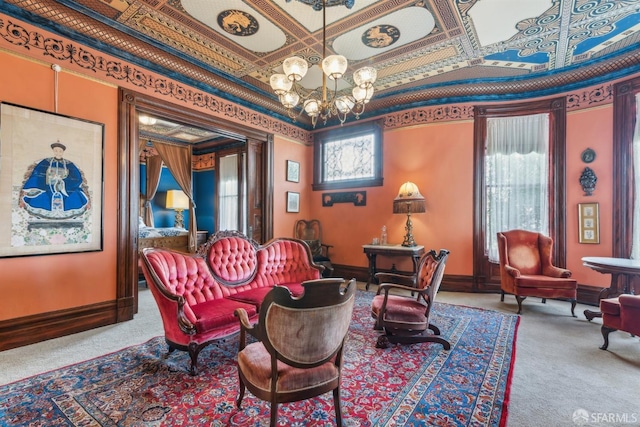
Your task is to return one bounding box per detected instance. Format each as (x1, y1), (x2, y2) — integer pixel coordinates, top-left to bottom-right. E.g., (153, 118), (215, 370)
(0, 103), (104, 257)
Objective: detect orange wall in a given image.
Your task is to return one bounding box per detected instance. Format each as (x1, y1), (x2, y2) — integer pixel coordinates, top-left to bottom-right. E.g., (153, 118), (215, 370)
(274, 103), (619, 289)
(303, 121), (475, 275)
(272, 135), (314, 238)
(566, 106), (613, 287)
(0, 40), (631, 325)
(0, 51), (118, 320)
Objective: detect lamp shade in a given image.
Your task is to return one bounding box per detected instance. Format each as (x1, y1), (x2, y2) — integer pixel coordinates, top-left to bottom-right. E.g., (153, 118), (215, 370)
(166, 190), (189, 210)
(393, 181), (426, 214)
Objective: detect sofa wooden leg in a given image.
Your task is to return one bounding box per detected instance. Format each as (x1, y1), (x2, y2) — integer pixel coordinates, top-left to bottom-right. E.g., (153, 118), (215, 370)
(188, 342), (202, 376)
(600, 325), (616, 350)
(500, 290), (505, 302)
(570, 299), (577, 317)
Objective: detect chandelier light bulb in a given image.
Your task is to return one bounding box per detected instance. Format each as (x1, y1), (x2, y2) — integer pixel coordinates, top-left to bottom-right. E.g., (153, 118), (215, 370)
(281, 91), (300, 108)
(270, 73), (293, 95)
(322, 55), (348, 80)
(353, 85), (374, 103)
(303, 98), (320, 116)
(335, 96), (355, 113)
(283, 56), (309, 82)
(353, 66), (377, 88)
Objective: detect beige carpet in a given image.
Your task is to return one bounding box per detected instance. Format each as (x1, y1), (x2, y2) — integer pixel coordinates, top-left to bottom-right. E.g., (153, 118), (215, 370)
(1, 284), (638, 427)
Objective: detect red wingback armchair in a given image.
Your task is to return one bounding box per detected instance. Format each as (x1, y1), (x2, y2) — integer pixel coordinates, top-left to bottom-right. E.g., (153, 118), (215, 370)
(497, 230), (577, 316)
(599, 294), (640, 350)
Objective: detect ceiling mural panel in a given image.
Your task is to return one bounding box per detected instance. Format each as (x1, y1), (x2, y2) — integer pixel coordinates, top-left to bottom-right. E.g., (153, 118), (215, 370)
(1, 0), (639, 130)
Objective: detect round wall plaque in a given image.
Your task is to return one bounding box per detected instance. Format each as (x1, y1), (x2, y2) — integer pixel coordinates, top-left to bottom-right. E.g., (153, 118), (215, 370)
(581, 148), (596, 163)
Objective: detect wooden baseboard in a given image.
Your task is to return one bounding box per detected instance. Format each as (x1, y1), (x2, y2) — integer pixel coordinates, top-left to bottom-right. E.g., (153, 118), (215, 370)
(0, 300), (126, 351)
(333, 264), (602, 307)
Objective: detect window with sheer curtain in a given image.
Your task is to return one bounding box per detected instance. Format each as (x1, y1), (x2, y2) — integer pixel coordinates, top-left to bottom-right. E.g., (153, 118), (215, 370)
(485, 113), (550, 262)
(631, 94), (640, 259)
(218, 153), (239, 231)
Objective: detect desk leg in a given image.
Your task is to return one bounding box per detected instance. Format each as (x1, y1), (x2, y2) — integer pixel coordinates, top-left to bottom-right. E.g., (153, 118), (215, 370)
(584, 273), (621, 321)
(366, 253), (377, 291)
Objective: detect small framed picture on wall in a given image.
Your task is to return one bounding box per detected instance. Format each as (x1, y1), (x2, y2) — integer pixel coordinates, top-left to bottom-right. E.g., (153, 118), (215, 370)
(578, 202), (599, 244)
(287, 192), (300, 213)
(286, 160), (300, 183)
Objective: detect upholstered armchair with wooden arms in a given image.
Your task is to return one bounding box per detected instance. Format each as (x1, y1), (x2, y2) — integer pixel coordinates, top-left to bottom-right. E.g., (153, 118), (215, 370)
(234, 278), (356, 427)
(370, 249), (450, 350)
(599, 294), (640, 350)
(497, 230), (577, 316)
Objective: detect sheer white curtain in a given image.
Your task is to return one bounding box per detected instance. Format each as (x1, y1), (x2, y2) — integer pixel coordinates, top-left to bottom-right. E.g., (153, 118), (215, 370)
(630, 94), (640, 259)
(218, 153), (239, 231)
(485, 113), (550, 262)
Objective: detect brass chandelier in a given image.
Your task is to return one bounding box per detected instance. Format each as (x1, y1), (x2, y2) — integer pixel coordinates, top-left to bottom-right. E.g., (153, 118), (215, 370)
(269, 0), (377, 128)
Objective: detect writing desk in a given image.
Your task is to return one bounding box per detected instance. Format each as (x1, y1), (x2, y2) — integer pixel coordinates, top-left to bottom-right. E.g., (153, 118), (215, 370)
(362, 244), (424, 290)
(582, 256), (640, 320)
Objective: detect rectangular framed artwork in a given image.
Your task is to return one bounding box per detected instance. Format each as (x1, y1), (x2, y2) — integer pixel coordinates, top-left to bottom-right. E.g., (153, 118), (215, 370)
(0, 102), (104, 257)
(578, 202), (600, 244)
(286, 160), (300, 183)
(287, 191), (300, 213)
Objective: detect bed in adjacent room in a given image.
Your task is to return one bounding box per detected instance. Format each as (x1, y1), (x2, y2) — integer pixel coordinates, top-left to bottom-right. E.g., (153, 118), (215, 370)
(138, 219), (190, 252)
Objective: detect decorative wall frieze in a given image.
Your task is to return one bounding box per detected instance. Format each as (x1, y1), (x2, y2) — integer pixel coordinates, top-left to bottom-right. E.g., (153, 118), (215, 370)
(382, 84), (614, 130)
(0, 16), (312, 145)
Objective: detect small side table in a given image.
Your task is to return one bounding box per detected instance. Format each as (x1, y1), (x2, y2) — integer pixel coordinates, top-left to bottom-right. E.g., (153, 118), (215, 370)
(363, 244), (425, 290)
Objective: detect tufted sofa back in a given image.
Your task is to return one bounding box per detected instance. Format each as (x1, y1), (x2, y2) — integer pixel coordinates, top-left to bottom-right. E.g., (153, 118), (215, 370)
(197, 230), (322, 289)
(205, 234), (259, 286)
(253, 238), (321, 287)
(142, 248), (232, 326)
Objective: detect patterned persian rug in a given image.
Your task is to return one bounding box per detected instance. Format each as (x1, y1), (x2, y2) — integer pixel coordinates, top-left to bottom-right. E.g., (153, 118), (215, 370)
(0, 292), (519, 426)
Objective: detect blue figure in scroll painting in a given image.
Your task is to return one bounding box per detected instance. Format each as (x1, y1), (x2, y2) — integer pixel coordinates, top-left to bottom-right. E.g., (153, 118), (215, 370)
(19, 141), (90, 220)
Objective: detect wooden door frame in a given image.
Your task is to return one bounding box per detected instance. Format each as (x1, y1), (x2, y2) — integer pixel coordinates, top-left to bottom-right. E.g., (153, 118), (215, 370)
(117, 88), (274, 316)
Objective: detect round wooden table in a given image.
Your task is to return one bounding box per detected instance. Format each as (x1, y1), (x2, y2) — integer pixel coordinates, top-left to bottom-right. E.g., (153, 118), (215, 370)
(582, 256), (640, 320)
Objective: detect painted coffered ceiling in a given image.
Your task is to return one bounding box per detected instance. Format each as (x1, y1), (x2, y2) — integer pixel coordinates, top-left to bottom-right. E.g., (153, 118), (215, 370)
(2, 0), (640, 133)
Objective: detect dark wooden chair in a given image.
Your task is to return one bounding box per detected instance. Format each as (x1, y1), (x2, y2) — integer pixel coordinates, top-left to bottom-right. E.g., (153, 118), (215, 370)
(294, 219), (334, 277)
(497, 230), (577, 316)
(371, 249), (450, 350)
(234, 278), (356, 427)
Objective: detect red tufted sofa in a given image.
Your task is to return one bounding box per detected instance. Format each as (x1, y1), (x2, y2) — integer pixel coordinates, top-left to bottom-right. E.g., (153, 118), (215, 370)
(139, 230), (323, 375)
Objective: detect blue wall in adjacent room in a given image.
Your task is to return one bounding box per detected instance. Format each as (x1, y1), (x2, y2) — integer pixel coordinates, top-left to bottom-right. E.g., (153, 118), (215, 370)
(194, 169), (215, 235)
(140, 165), (215, 230)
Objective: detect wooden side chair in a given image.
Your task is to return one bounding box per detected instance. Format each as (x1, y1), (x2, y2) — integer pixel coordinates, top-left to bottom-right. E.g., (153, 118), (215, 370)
(293, 219), (334, 277)
(234, 278), (356, 427)
(370, 249), (450, 350)
(497, 230), (577, 316)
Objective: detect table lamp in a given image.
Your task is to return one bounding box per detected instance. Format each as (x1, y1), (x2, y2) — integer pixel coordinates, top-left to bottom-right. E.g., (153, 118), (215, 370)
(166, 189), (189, 228)
(393, 182), (426, 247)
